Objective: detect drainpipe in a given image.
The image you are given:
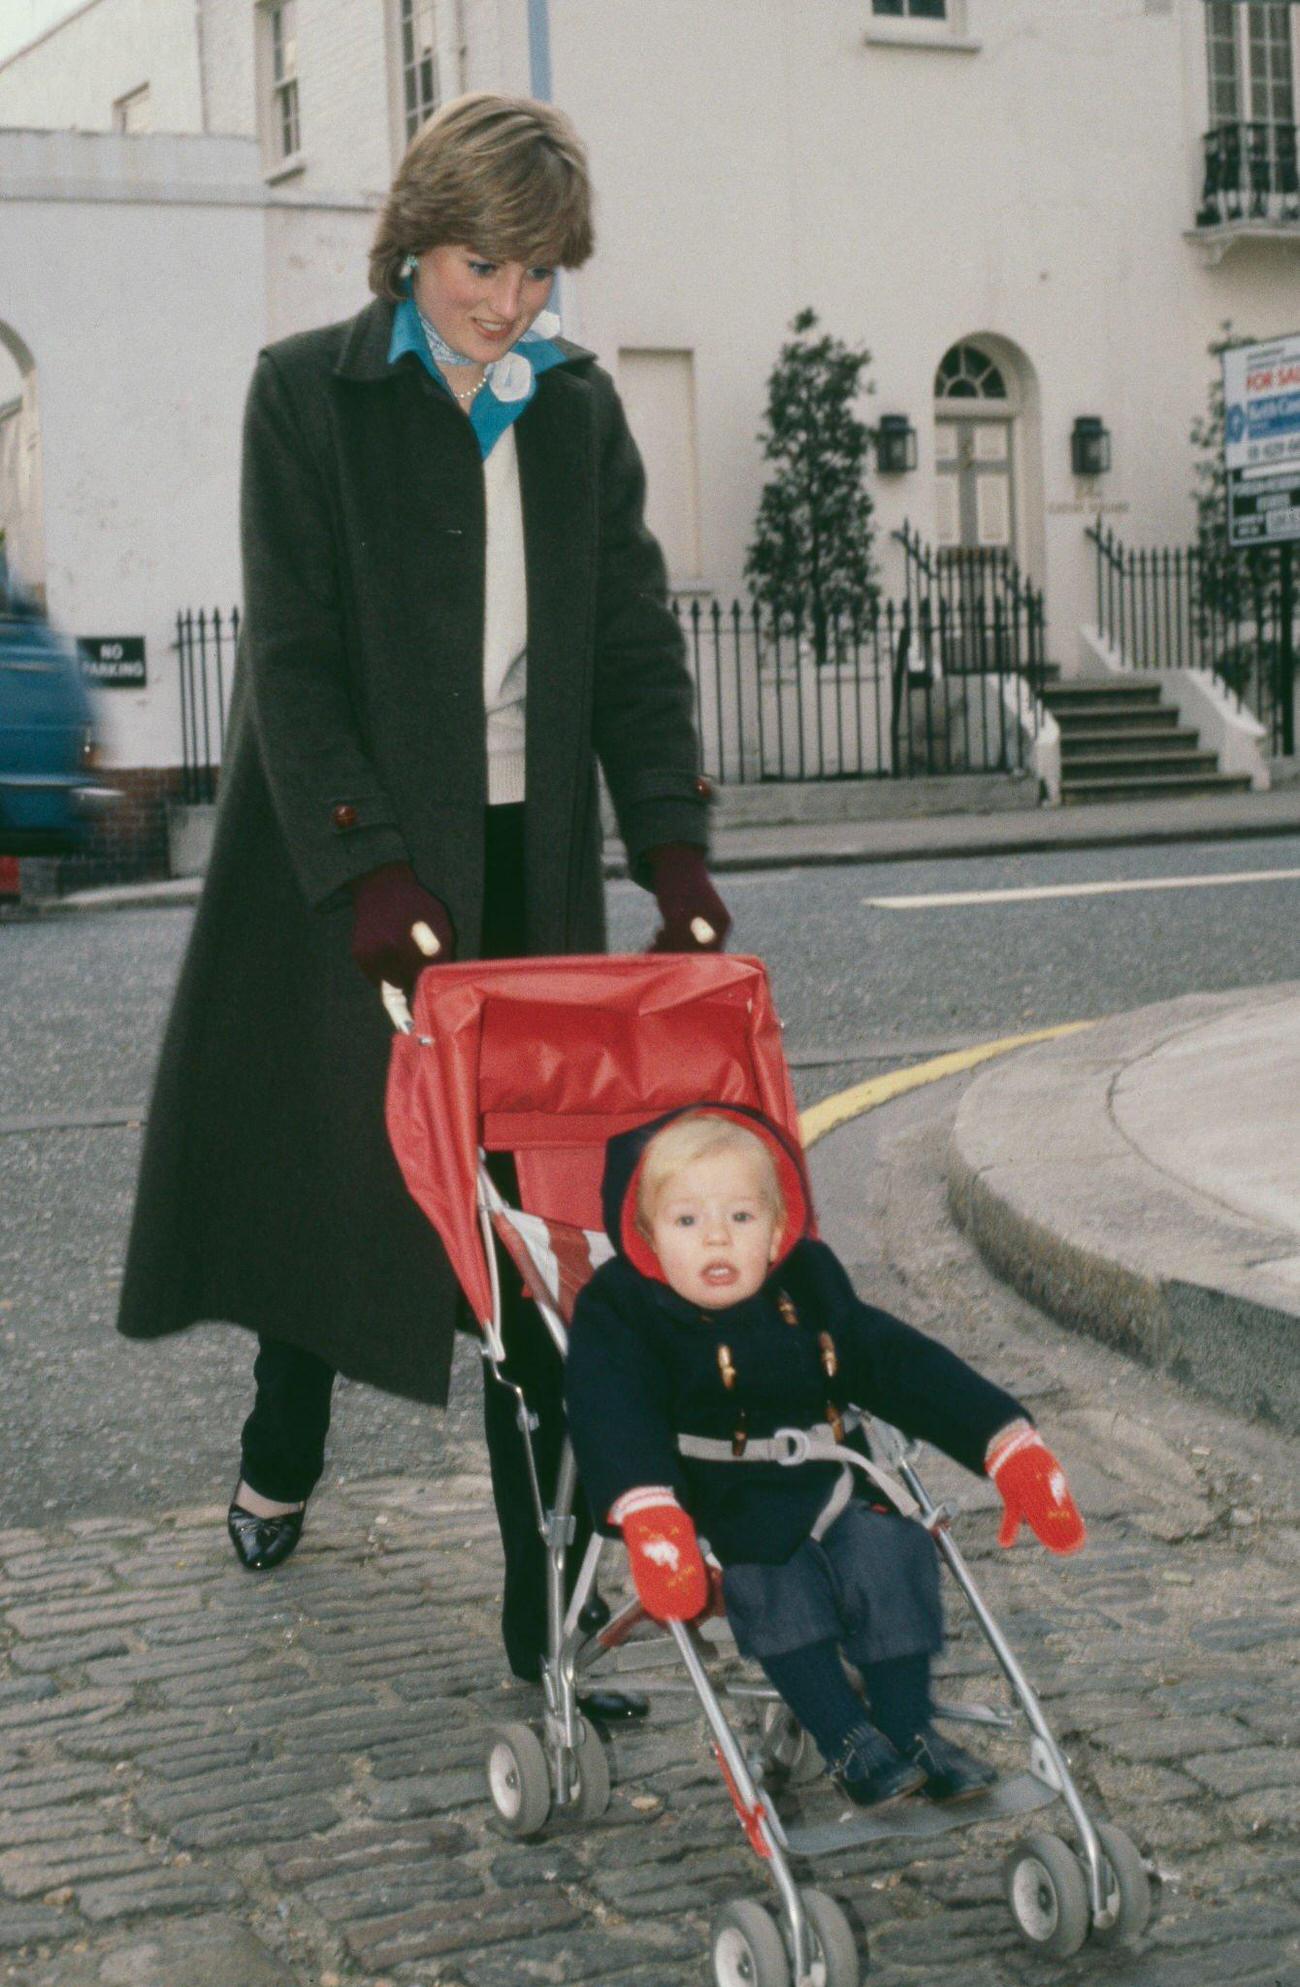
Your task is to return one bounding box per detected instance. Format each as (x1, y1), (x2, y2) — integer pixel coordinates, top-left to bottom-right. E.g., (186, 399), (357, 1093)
(194, 0), (209, 131)
(524, 0), (581, 339)
(527, 0), (552, 100)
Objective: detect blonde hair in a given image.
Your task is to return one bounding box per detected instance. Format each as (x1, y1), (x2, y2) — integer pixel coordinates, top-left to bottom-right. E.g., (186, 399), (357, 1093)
(636, 1114), (785, 1236)
(369, 91), (595, 300)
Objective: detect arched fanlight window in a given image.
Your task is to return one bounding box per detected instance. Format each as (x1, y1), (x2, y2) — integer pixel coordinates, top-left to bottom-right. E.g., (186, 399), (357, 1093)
(934, 343), (1008, 401)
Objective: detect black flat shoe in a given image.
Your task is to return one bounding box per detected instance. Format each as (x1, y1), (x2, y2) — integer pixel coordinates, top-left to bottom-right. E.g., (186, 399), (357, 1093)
(576, 1688), (649, 1723)
(906, 1727), (997, 1803)
(577, 1592), (612, 1633)
(226, 1497), (305, 1571)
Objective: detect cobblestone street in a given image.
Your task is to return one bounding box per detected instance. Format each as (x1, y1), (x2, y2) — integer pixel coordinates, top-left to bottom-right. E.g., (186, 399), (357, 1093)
(2, 1078), (1297, 1987)
(6, 0), (1300, 1962)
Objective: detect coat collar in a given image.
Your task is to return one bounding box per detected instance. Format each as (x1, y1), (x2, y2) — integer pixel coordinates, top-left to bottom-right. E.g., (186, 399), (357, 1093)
(628, 1254), (800, 1332)
(333, 296), (595, 384)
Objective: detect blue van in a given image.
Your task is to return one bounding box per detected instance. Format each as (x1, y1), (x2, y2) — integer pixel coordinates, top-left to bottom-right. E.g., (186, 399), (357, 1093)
(0, 600), (116, 855)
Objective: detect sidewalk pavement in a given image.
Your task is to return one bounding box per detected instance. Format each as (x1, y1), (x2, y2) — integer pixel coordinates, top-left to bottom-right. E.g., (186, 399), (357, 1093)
(702, 783), (1300, 875)
(3, 994), (1299, 1986)
(10, 783), (1300, 917)
(950, 981), (1300, 1435)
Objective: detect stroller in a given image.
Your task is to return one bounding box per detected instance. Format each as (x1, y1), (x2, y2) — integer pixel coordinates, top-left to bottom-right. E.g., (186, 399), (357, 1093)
(385, 954), (1154, 1987)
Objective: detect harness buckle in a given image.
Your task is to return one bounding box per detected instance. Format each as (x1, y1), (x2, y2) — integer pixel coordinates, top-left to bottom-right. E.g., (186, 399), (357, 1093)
(771, 1427), (813, 1466)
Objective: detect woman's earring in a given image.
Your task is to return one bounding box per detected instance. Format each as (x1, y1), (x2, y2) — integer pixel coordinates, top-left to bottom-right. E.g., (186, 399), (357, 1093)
(401, 253), (418, 278)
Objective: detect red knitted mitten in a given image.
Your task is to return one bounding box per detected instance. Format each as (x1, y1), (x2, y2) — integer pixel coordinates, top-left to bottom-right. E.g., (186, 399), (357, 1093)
(987, 1425), (1086, 1556)
(617, 1490), (710, 1621)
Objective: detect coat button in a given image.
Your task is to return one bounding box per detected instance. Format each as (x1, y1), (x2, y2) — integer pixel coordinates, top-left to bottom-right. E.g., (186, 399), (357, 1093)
(332, 802), (358, 831)
(694, 775), (713, 800)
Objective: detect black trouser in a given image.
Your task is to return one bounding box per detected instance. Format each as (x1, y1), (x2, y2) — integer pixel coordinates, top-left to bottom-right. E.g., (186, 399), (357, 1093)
(239, 1335), (335, 1505)
(239, 804), (589, 1674)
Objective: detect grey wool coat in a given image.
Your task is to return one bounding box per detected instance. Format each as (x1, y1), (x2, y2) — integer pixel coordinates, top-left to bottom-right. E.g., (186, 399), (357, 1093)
(116, 297), (711, 1405)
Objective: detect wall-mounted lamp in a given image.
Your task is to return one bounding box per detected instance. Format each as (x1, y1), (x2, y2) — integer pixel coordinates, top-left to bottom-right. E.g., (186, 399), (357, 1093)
(1071, 416), (1111, 477)
(875, 413), (918, 474)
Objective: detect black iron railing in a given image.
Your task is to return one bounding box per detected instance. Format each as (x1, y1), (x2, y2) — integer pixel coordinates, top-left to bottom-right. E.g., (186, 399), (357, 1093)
(894, 521), (1044, 672)
(1087, 523), (1295, 754)
(175, 606), (238, 802)
(674, 585), (1046, 786)
(895, 519), (1040, 616)
(177, 586), (1048, 800)
(1198, 120), (1300, 228)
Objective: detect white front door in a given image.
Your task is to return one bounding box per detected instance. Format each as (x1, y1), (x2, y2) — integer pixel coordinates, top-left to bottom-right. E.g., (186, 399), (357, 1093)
(935, 416), (1016, 556)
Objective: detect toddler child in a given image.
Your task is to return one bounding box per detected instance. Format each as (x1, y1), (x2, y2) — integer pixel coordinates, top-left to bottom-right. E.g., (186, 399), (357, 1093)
(565, 1104), (1085, 1807)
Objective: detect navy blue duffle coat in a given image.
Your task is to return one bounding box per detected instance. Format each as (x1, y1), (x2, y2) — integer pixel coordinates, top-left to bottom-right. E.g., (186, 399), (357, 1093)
(564, 1106), (1028, 1570)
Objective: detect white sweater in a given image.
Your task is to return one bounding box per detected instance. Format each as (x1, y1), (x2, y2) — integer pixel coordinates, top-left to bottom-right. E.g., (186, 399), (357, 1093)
(482, 426), (527, 804)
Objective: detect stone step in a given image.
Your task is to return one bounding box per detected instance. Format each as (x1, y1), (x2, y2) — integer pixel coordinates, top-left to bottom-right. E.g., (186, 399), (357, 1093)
(1060, 771), (1254, 805)
(1059, 725), (1200, 754)
(1044, 679), (1166, 705)
(1050, 703), (1181, 731)
(1061, 749), (1220, 780)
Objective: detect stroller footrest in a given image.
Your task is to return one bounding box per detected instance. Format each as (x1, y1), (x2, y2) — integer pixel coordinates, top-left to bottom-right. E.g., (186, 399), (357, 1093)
(931, 1696), (1017, 1731)
(782, 1770), (1057, 1857)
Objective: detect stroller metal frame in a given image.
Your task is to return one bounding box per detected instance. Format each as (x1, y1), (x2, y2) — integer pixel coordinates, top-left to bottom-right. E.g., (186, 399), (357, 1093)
(473, 1157), (1151, 1985)
(384, 970), (1153, 1981)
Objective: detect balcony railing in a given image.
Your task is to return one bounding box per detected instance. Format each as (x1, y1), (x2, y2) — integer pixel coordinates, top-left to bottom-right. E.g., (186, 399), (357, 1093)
(1197, 120), (1300, 229)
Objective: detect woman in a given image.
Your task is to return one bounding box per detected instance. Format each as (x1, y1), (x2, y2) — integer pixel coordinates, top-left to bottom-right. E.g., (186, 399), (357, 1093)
(117, 93), (730, 1693)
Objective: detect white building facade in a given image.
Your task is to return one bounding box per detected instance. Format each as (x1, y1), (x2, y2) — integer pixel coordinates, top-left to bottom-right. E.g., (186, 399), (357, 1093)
(1, 0), (1297, 868)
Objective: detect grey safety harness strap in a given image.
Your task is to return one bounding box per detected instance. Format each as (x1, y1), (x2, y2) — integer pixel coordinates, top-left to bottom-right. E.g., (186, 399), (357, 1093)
(676, 1412), (922, 1529)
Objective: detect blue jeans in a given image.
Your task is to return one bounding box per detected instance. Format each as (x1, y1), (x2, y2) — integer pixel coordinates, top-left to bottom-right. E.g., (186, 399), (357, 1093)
(722, 1498), (944, 1664)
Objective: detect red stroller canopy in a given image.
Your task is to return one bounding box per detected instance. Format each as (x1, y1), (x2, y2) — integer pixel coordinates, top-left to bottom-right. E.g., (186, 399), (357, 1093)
(386, 953), (803, 1330)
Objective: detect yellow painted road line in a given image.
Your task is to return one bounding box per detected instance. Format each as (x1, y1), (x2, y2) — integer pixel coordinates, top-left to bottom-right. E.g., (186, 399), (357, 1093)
(799, 1021), (1095, 1150)
(865, 868), (1300, 911)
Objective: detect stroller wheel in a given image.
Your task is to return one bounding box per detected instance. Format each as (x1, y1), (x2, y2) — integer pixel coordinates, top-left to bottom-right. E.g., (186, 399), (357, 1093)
(798, 1888), (861, 1987)
(760, 1703), (823, 1787)
(485, 1723), (551, 1839)
(1004, 1832), (1089, 1958)
(567, 1723), (611, 1822)
(711, 1899), (791, 1987)
(1089, 1823), (1153, 1946)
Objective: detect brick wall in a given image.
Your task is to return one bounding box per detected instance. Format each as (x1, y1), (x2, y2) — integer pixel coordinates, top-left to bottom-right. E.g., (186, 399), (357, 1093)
(50, 765), (185, 892)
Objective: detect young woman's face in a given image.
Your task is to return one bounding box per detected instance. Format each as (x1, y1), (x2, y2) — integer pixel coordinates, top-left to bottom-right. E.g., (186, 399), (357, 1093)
(413, 244), (555, 365)
(647, 1149), (783, 1311)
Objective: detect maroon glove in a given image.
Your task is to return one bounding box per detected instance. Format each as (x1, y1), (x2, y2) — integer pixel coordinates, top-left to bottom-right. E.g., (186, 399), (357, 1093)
(646, 843), (732, 953)
(349, 862), (457, 997)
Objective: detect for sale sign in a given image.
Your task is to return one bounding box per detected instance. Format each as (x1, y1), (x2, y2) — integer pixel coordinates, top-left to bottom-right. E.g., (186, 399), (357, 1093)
(1221, 332), (1300, 549)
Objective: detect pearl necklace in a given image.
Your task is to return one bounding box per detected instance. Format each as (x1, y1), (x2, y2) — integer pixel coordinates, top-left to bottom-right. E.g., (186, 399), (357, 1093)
(449, 371), (487, 403)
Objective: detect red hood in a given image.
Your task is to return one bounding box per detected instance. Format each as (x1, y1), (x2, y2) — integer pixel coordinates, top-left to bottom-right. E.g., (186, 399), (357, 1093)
(602, 1103), (815, 1287)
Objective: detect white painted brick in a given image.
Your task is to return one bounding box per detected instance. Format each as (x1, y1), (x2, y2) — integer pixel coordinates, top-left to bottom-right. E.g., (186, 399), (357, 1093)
(0, 0), (206, 132)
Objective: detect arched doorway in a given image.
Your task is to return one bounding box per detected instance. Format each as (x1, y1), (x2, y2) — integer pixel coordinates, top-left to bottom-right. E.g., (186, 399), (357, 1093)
(928, 335), (1044, 669)
(0, 321), (45, 608)
(933, 338), (1019, 561)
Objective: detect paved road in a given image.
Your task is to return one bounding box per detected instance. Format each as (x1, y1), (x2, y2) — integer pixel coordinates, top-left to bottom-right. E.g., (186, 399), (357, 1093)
(2, 833), (1299, 1527)
(1, 1077), (1295, 1985)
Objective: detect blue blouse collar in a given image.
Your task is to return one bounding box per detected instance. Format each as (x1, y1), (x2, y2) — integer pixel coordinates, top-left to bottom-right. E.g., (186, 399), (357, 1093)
(387, 292), (571, 458)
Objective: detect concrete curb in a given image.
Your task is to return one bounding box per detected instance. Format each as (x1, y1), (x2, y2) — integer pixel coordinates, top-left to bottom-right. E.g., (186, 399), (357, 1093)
(700, 811), (1300, 874)
(9, 790), (1300, 920)
(947, 986), (1300, 1435)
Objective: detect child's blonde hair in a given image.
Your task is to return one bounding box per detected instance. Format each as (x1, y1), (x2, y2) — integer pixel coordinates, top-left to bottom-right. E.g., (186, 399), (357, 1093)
(635, 1113), (785, 1236)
